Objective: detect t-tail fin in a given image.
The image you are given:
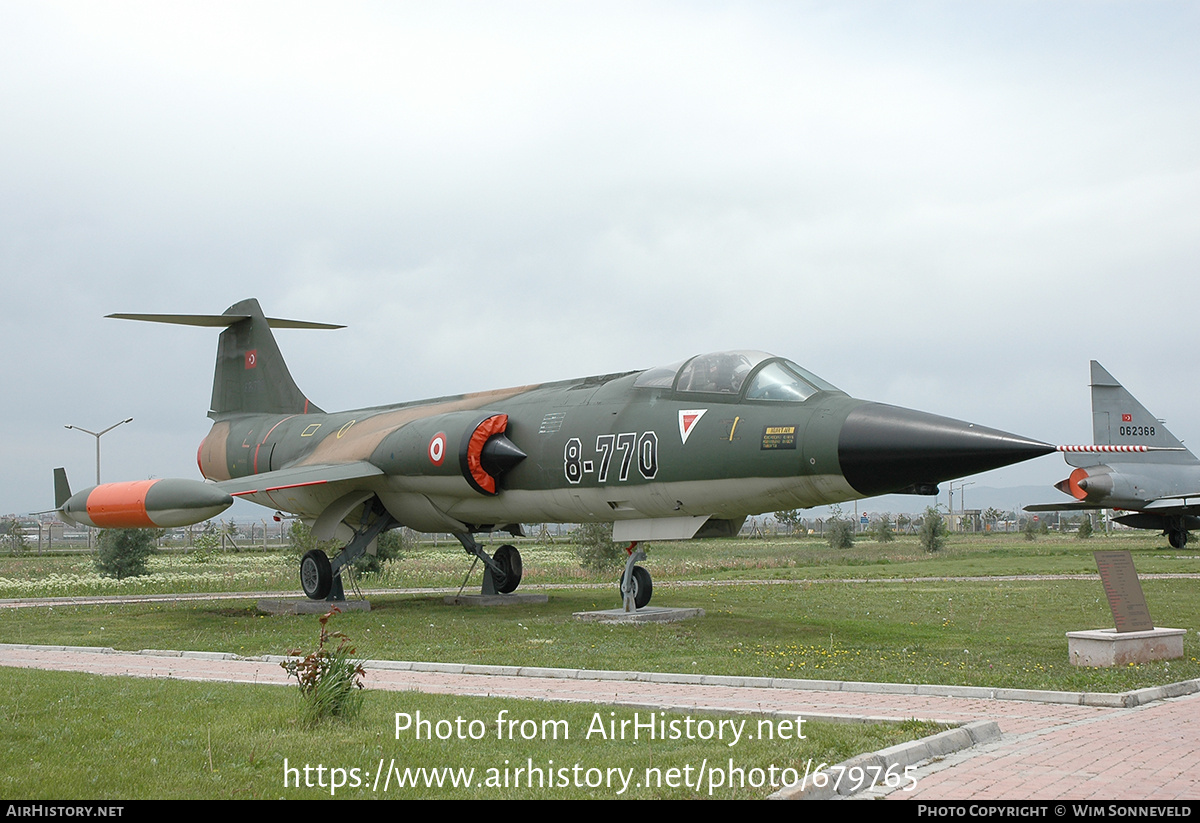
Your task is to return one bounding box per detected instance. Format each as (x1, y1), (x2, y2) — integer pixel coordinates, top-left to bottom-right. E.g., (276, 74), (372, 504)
(107, 298), (343, 419)
(54, 468), (72, 510)
(1078, 360), (1198, 465)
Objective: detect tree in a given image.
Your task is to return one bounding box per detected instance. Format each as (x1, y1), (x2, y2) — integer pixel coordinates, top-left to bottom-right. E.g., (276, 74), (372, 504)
(3, 518), (28, 556)
(572, 522), (628, 572)
(983, 508), (1004, 532)
(94, 528), (157, 579)
(774, 509), (804, 536)
(1076, 515), (1094, 539)
(872, 512), (895, 543)
(826, 505), (854, 550)
(917, 506), (947, 553)
(1023, 517), (1038, 541)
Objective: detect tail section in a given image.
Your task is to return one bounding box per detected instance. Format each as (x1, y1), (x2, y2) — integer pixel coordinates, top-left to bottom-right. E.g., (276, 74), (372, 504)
(54, 468), (72, 510)
(108, 298), (342, 419)
(1072, 361), (1198, 466)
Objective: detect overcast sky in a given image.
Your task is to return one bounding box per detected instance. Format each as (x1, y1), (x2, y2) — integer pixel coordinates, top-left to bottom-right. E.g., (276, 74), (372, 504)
(2, 1), (1198, 518)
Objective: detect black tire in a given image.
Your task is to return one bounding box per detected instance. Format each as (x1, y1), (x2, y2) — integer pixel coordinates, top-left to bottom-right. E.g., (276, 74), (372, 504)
(621, 565), (653, 609)
(1169, 530), (1189, 549)
(491, 544), (523, 594)
(300, 549), (333, 600)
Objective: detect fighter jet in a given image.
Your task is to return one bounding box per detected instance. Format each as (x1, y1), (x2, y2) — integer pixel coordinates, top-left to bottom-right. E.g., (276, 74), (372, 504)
(1026, 361), (1200, 548)
(56, 298), (1054, 606)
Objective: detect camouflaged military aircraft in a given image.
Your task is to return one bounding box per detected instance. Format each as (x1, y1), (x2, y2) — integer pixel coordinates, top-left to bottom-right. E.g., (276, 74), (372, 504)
(1026, 361), (1200, 549)
(56, 298), (1055, 607)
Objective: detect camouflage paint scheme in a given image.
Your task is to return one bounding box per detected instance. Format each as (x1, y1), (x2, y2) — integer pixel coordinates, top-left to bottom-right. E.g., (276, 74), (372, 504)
(59, 298), (1054, 601)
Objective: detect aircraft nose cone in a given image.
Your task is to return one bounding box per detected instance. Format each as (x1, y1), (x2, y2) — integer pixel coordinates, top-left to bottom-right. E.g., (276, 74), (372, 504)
(838, 403), (1054, 497)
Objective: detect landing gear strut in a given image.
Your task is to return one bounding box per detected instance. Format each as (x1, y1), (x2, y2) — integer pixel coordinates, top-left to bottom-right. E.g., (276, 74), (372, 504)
(454, 533), (524, 595)
(619, 542), (652, 611)
(299, 499), (397, 601)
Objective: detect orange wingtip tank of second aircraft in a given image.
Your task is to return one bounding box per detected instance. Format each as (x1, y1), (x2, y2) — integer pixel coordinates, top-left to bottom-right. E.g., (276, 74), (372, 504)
(58, 476), (234, 529)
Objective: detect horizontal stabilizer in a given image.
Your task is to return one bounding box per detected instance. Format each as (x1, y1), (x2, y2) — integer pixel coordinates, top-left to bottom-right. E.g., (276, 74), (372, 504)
(107, 313), (344, 330)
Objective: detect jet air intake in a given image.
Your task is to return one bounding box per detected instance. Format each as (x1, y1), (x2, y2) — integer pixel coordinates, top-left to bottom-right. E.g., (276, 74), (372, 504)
(837, 403), (1055, 497)
(374, 411), (527, 497)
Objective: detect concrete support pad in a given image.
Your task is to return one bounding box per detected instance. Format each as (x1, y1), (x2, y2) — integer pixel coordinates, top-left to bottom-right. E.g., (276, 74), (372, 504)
(443, 593), (548, 606)
(256, 598), (372, 615)
(1067, 627), (1186, 667)
(573, 606), (705, 624)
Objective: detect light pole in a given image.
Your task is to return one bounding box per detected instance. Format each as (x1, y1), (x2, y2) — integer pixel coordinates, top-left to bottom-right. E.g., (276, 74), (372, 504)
(950, 480), (975, 532)
(64, 418), (133, 485)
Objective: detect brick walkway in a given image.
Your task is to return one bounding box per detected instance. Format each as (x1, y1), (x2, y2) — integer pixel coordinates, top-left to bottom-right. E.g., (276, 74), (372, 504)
(2, 643), (1196, 800)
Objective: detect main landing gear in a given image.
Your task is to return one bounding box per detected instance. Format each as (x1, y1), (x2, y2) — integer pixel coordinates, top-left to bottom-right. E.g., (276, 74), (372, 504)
(454, 533), (524, 595)
(299, 500), (397, 601)
(1168, 529), (1190, 549)
(619, 542), (652, 611)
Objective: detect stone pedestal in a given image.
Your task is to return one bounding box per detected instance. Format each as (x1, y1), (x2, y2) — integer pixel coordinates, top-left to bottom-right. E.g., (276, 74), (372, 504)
(1066, 627), (1186, 667)
(443, 593), (548, 606)
(256, 598), (372, 615)
(573, 606), (704, 624)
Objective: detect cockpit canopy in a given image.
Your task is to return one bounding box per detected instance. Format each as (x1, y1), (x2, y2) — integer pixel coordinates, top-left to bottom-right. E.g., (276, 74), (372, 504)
(633, 350), (841, 401)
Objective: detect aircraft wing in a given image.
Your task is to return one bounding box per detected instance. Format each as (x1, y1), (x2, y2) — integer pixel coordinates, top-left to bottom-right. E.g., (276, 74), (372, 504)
(1142, 496), (1200, 513)
(1026, 496), (1200, 515)
(215, 461), (384, 497)
(1024, 502), (1106, 512)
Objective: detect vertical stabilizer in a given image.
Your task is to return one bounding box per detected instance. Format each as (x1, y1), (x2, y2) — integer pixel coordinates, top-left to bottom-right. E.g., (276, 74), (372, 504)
(54, 468), (73, 510)
(107, 298), (342, 420)
(1087, 360), (1197, 464)
(210, 299), (320, 418)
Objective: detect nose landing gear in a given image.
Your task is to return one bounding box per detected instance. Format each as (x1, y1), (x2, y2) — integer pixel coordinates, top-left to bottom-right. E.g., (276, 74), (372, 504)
(619, 542), (652, 611)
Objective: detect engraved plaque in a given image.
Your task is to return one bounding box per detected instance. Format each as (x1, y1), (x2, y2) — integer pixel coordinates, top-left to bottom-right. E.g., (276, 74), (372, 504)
(1094, 550), (1154, 633)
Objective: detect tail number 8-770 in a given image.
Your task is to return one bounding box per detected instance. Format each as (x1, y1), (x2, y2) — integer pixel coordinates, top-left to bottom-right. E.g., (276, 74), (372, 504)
(564, 432), (658, 484)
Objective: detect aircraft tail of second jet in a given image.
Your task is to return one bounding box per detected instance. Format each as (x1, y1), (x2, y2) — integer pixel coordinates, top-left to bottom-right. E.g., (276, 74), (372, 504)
(1072, 360), (1198, 466)
(108, 298), (342, 419)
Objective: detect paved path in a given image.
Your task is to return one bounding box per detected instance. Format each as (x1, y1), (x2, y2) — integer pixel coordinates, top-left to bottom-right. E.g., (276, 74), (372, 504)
(2, 643), (1196, 800)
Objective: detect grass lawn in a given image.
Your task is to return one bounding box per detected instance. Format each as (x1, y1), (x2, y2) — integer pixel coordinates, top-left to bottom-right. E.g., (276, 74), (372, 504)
(2, 530), (1197, 799)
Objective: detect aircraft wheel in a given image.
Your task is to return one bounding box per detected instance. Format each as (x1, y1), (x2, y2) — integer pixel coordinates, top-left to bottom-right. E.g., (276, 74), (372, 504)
(1169, 530), (1189, 549)
(491, 544), (523, 594)
(621, 565), (653, 609)
(300, 549), (333, 600)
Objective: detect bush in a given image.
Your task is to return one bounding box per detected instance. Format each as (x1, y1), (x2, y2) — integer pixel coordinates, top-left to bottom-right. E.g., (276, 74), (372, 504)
(354, 528), (410, 575)
(280, 609), (366, 726)
(1023, 518), (1038, 541)
(94, 528), (157, 579)
(573, 522), (628, 572)
(826, 506), (855, 550)
(287, 520), (341, 557)
(917, 506), (947, 553)
(1076, 516), (1094, 539)
(873, 513), (895, 543)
